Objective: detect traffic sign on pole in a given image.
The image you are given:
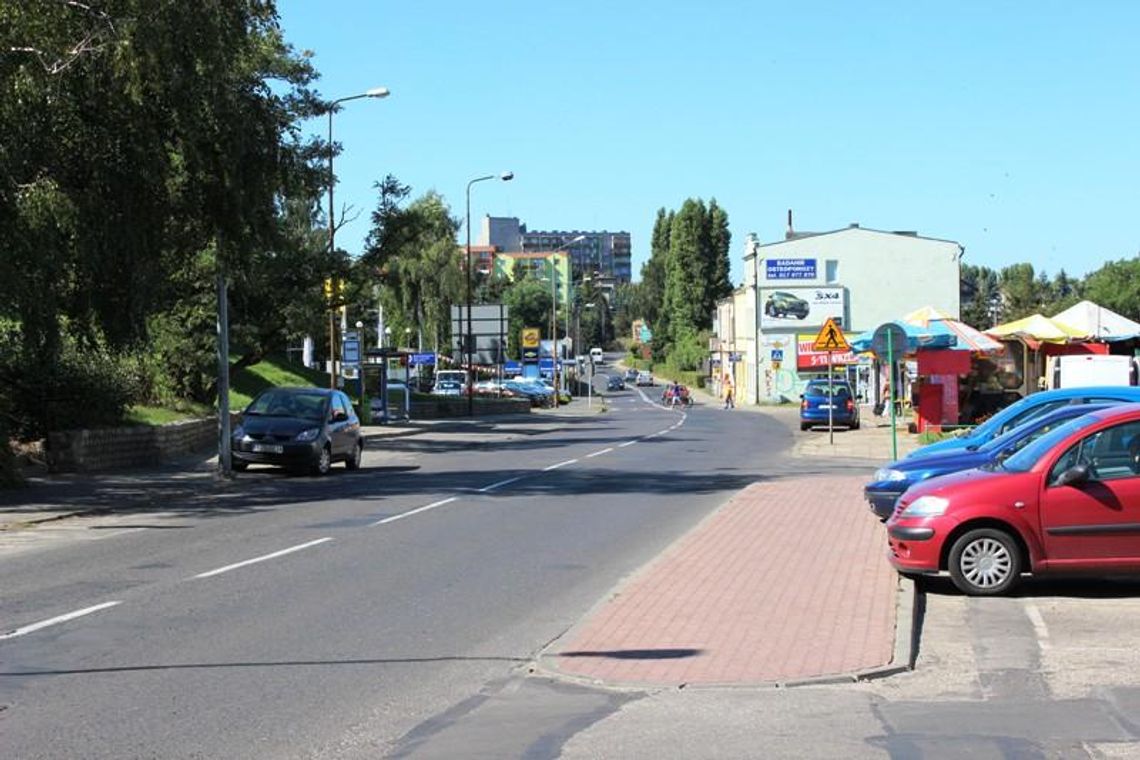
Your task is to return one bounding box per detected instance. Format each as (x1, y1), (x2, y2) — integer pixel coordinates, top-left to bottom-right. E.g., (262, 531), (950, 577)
(812, 318), (850, 353)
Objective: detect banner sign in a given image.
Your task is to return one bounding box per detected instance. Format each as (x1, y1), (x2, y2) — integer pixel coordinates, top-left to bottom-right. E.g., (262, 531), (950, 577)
(760, 287), (845, 329)
(765, 258), (817, 280)
(797, 333), (857, 369)
(408, 352), (436, 366)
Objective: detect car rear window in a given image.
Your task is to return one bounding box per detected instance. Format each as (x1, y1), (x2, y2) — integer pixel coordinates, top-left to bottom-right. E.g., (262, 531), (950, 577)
(805, 384), (852, 397)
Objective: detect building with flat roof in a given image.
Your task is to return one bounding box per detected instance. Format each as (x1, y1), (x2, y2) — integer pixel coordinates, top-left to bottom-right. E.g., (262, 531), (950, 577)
(479, 216), (632, 284)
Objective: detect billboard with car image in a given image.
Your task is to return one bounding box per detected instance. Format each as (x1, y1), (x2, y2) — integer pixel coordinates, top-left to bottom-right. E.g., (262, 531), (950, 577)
(759, 287), (846, 329)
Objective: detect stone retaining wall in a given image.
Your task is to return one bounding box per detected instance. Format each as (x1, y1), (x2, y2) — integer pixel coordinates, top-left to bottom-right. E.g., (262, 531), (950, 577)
(48, 417), (226, 472)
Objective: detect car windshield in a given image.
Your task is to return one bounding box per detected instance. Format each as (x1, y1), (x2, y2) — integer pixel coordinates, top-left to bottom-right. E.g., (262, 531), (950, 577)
(246, 390), (326, 421)
(1001, 415), (1099, 472)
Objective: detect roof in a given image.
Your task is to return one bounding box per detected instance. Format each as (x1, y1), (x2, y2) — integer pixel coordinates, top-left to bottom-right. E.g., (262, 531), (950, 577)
(758, 225), (962, 248)
(1051, 300), (1140, 339)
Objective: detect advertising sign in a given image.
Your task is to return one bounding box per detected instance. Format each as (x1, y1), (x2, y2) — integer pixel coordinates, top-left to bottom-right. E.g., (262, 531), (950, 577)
(765, 258), (817, 280)
(408, 352), (436, 367)
(797, 333), (857, 370)
(760, 287), (845, 329)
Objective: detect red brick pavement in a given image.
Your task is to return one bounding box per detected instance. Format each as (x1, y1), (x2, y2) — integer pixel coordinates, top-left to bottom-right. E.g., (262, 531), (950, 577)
(549, 475), (898, 686)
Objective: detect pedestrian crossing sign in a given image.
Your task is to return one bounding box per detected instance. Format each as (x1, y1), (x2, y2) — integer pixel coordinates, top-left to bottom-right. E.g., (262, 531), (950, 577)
(812, 317), (850, 352)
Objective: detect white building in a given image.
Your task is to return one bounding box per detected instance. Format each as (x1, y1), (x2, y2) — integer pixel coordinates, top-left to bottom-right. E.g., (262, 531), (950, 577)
(748, 222), (963, 402)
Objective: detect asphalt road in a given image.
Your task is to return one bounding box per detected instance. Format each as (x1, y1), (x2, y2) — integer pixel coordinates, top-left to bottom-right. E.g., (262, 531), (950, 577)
(0, 384), (814, 759)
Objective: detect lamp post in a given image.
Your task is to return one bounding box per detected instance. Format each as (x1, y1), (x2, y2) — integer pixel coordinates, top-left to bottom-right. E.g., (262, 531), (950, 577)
(544, 236), (586, 406)
(465, 171), (514, 415)
(355, 320), (365, 405)
(326, 86), (389, 388)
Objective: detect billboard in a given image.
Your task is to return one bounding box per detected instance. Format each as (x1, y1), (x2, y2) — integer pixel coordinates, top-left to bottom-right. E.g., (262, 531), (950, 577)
(759, 287), (845, 329)
(797, 333), (857, 370)
(765, 258), (817, 280)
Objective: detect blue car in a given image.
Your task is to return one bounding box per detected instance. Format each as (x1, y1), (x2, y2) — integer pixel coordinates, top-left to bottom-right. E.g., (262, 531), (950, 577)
(800, 379), (860, 431)
(906, 385), (1140, 459)
(865, 402), (1114, 520)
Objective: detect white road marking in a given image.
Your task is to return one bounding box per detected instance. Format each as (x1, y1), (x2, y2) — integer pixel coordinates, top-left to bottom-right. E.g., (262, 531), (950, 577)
(478, 476), (525, 493)
(371, 497), (458, 526)
(1, 601), (122, 641)
(543, 458), (579, 471)
(1025, 602), (1051, 651)
(619, 440), (638, 447)
(585, 448), (614, 458)
(194, 537), (333, 578)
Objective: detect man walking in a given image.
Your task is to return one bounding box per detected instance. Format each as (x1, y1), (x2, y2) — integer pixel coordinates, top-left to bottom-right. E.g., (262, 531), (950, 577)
(723, 374), (735, 410)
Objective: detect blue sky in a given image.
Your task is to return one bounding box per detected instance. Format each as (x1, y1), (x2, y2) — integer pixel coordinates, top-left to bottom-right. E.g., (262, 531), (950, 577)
(277, 1), (1140, 283)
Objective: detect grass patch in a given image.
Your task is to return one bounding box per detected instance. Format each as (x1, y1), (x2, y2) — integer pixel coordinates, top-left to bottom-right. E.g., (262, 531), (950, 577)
(124, 404), (205, 425)
(228, 356), (330, 410)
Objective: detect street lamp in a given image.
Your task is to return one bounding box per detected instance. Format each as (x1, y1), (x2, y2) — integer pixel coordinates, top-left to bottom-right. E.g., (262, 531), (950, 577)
(465, 170), (514, 415)
(326, 86), (390, 388)
(355, 320), (365, 404)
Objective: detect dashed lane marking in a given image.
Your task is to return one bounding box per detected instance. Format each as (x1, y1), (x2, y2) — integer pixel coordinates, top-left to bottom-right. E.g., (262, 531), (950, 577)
(585, 448), (614, 458)
(371, 497), (458, 527)
(1, 601), (122, 641)
(543, 459), (579, 471)
(194, 537), (334, 578)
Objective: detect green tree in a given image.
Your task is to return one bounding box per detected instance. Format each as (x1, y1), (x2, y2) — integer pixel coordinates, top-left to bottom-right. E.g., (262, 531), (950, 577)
(704, 198), (733, 316)
(1082, 257), (1140, 322)
(663, 199), (710, 343)
(959, 264), (1001, 329)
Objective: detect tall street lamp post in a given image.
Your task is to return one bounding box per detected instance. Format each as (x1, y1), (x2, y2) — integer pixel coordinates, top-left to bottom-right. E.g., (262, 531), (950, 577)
(465, 171), (513, 415)
(326, 86), (389, 388)
(545, 236), (586, 406)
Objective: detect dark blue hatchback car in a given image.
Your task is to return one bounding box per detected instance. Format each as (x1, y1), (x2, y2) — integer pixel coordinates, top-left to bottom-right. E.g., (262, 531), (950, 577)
(800, 379), (860, 431)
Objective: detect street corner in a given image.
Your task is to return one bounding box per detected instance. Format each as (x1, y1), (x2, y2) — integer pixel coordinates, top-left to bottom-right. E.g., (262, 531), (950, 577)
(539, 476), (903, 689)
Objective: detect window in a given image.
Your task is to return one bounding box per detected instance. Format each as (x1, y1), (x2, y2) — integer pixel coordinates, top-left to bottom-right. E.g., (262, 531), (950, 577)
(1048, 420), (1140, 484)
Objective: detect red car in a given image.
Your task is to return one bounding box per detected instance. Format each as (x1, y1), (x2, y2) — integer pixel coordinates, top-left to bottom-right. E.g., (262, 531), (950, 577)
(887, 403), (1140, 595)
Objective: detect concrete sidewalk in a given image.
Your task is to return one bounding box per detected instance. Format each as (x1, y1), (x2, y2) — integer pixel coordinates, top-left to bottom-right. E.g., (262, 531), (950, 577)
(541, 475), (908, 687)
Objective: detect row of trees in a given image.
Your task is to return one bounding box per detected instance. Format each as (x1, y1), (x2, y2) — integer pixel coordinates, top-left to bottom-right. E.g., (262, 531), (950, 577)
(615, 199), (732, 371)
(960, 258), (1140, 330)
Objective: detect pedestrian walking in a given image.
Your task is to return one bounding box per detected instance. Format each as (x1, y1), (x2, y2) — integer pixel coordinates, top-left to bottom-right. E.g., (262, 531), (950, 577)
(723, 375), (735, 409)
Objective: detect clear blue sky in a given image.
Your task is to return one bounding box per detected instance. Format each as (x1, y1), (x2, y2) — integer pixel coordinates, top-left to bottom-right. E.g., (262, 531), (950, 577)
(277, 0), (1140, 283)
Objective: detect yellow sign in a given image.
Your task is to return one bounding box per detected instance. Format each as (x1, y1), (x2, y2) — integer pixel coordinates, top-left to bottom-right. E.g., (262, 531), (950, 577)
(521, 327), (541, 348)
(812, 318), (850, 352)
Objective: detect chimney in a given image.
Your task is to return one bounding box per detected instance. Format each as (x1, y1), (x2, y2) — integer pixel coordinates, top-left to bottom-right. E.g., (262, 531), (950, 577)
(786, 209), (794, 240)
(849, 222), (860, 228)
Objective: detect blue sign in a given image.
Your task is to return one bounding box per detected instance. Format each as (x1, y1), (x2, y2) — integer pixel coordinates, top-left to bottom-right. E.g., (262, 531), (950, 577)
(771, 349), (784, 362)
(538, 358), (555, 372)
(504, 360), (523, 375)
(342, 338), (360, 364)
(765, 258), (817, 280)
(409, 352), (436, 366)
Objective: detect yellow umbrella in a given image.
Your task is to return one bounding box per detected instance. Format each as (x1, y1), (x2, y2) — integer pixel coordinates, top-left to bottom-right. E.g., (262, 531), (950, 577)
(986, 314), (1087, 343)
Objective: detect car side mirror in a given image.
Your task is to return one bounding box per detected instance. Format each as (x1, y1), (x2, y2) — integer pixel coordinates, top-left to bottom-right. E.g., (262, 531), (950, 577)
(799, 394), (805, 400)
(332, 410), (349, 423)
(1055, 464), (1090, 488)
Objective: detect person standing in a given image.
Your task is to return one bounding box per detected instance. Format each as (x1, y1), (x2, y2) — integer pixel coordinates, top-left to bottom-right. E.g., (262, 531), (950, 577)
(723, 374), (735, 410)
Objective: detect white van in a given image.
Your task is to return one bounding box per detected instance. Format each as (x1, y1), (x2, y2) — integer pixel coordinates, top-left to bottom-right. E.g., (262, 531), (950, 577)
(590, 347), (604, 365)
(1048, 354), (1138, 389)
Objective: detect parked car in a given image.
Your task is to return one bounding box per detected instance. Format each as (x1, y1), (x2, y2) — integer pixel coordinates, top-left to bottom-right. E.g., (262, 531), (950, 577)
(504, 379), (554, 406)
(636, 371), (654, 386)
(232, 387), (363, 475)
(606, 375), (625, 391)
(800, 379), (860, 430)
(906, 386), (1140, 459)
(865, 403), (1114, 520)
(433, 380), (464, 396)
(764, 291), (810, 319)
(887, 403), (1140, 595)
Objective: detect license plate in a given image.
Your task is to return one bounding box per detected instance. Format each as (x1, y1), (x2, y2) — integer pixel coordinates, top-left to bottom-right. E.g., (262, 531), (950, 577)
(819, 404), (834, 410)
(252, 443), (283, 454)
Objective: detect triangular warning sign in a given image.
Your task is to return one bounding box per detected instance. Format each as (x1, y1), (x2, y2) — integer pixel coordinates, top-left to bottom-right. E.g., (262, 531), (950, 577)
(812, 317), (850, 352)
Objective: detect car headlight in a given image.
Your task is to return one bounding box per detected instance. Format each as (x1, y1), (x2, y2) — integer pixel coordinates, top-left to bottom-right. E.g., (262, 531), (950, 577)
(294, 427), (320, 442)
(874, 468), (907, 482)
(901, 495), (950, 518)
(232, 425), (245, 440)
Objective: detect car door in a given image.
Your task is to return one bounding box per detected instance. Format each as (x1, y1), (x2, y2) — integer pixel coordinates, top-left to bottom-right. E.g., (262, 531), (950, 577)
(328, 393), (350, 457)
(1039, 419), (1140, 566)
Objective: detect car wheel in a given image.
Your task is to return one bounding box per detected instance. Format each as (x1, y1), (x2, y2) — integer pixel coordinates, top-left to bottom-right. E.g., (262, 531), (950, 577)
(800, 422), (811, 431)
(948, 528), (1022, 596)
(311, 445), (332, 476)
(850, 420), (860, 430)
(345, 441), (362, 470)
(231, 459), (248, 471)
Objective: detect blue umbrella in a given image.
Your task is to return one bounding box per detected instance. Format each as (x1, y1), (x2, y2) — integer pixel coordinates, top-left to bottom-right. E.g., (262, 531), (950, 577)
(848, 321), (956, 354)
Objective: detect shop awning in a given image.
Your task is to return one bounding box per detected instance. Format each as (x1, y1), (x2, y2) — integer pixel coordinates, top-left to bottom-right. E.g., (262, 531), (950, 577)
(1050, 300), (1140, 340)
(986, 314), (1088, 344)
(848, 322), (955, 354)
(902, 307), (1004, 353)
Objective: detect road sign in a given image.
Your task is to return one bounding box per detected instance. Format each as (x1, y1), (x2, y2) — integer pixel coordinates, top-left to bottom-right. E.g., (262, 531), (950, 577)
(504, 360), (523, 375)
(408, 352), (436, 366)
(812, 317), (850, 353)
(872, 322), (909, 359)
(521, 327), (540, 349)
(771, 349), (784, 362)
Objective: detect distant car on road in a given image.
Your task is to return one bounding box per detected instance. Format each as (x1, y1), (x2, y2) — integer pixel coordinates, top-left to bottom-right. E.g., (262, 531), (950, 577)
(606, 375), (625, 391)
(624, 368), (640, 383)
(764, 291), (810, 319)
(232, 387), (362, 476)
(432, 380), (463, 396)
(636, 371), (654, 386)
(800, 379), (859, 430)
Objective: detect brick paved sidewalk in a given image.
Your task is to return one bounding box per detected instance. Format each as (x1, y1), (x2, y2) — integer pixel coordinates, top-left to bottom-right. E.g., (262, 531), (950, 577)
(544, 475), (901, 687)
